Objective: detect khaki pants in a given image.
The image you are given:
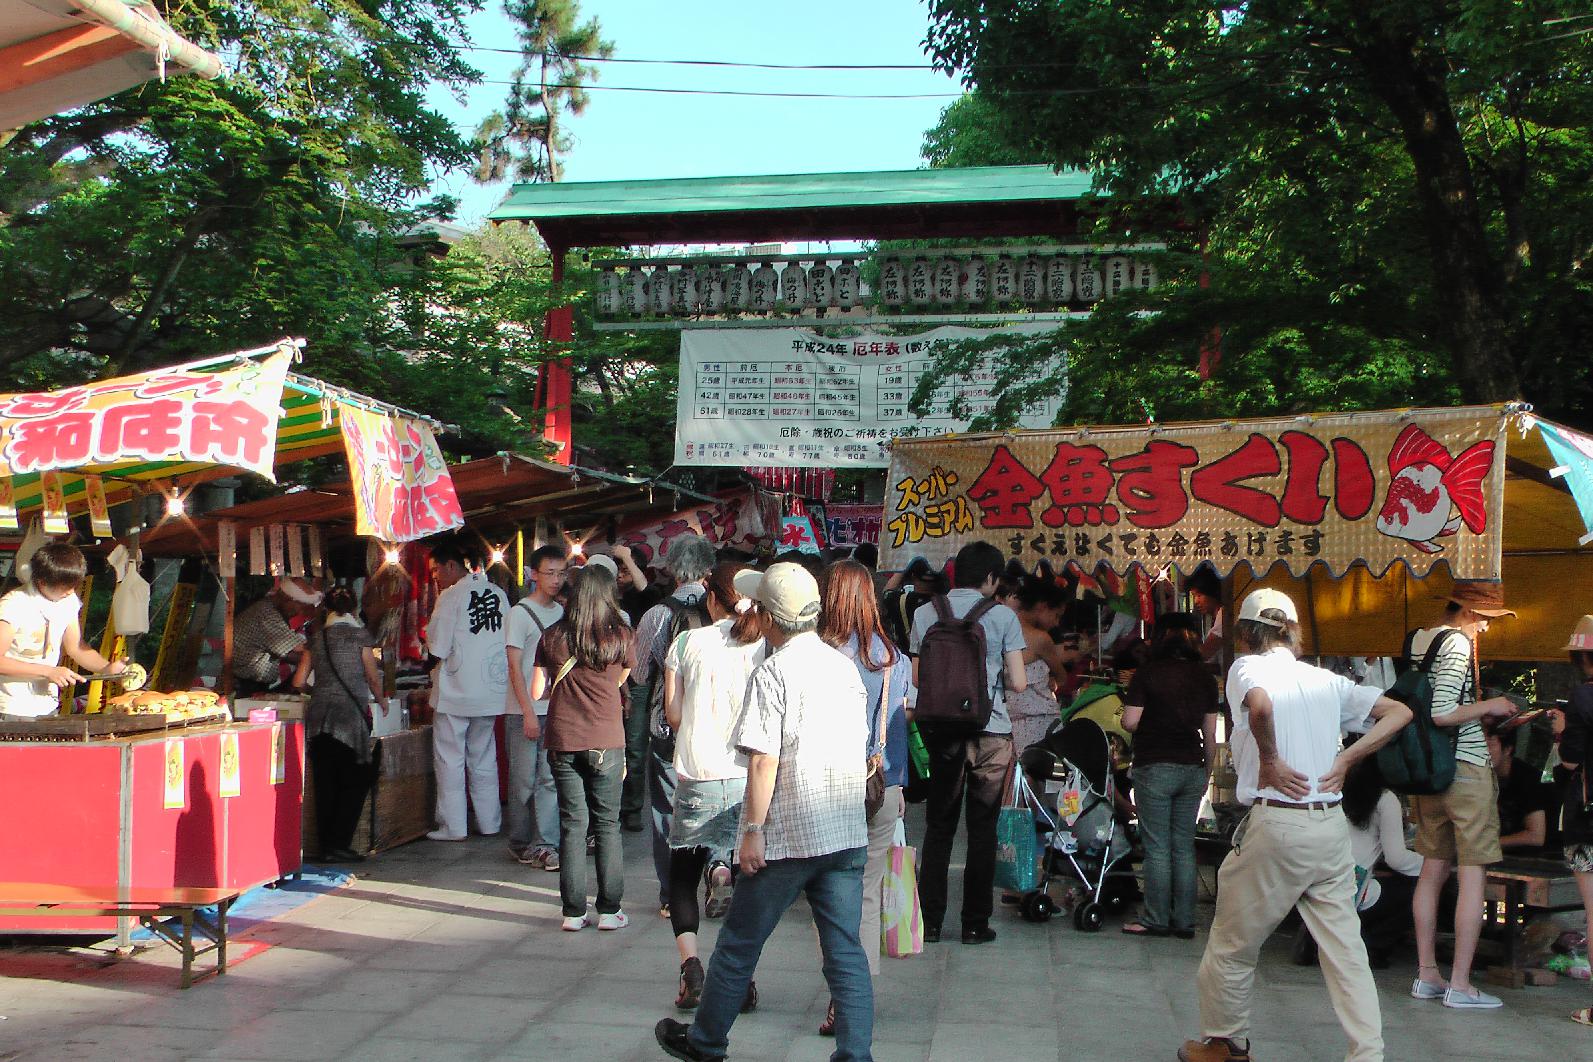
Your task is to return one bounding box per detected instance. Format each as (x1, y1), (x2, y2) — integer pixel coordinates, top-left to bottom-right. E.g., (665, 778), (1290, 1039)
(860, 786), (903, 975)
(1198, 804), (1383, 1062)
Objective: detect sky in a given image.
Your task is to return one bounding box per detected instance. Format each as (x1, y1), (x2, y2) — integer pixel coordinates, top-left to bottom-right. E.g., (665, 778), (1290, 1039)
(429, 0), (966, 228)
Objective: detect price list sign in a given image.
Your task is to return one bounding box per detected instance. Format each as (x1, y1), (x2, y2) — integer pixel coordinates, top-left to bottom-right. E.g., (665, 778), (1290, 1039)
(676, 325), (1064, 468)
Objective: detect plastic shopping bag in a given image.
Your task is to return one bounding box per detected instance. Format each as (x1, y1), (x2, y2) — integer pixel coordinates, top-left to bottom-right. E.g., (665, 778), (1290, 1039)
(994, 804), (1039, 892)
(881, 820), (924, 958)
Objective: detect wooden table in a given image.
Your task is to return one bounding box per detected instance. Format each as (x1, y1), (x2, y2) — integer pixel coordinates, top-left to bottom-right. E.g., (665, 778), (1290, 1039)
(1484, 856), (1583, 971)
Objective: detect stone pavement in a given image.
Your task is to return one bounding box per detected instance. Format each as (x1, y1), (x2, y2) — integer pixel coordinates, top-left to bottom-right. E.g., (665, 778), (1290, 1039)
(2, 819), (1590, 1061)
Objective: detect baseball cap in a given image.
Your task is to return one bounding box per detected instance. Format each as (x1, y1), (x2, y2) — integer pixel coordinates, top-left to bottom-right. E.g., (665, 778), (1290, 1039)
(1237, 588), (1298, 628)
(733, 562), (821, 625)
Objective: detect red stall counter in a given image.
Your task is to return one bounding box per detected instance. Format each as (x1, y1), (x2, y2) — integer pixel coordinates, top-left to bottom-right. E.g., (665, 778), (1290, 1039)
(0, 721), (303, 934)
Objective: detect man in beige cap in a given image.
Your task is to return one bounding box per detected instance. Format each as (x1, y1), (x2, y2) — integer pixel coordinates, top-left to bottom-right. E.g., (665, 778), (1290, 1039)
(1181, 588), (1412, 1062)
(656, 562), (872, 1062)
(1409, 581), (1521, 1010)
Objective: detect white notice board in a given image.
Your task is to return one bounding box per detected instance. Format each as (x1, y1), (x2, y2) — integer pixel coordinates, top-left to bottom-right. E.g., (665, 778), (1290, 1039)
(674, 325), (1065, 468)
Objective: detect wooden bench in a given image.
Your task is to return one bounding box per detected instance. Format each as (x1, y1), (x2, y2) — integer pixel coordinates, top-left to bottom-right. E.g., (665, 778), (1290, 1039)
(1483, 857), (1583, 974)
(0, 883), (239, 988)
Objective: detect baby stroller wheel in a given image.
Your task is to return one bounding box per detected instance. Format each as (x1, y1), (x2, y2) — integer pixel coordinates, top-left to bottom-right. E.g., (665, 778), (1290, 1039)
(1073, 901), (1104, 933)
(1020, 891), (1055, 923)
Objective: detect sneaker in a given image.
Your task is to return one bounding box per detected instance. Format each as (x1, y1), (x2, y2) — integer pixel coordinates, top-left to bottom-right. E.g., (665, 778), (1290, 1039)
(1443, 986), (1503, 1010)
(1411, 977), (1447, 1000)
(704, 861), (733, 919)
(655, 1018), (721, 1062)
(659, 903), (672, 919)
(426, 829), (466, 842)
(586, 834), (597, 853)
(514, 847), (544, 867)
(561, 911), (590, 932)
(539, 847), (561, 872)
(676, 957), (705, 1010)
(597, 910), (629, 931)
(961, 925), (997, 945)
(1177, 1038), (1250, 1062)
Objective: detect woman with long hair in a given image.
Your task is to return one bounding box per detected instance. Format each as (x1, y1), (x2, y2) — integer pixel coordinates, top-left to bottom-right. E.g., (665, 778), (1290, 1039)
(531, 563), (636, 932)
(1006, 574), (1076, 753)
(1120, 613), (1219, 937)
(293, 585), (383, 863)
(660, 561), (766, 1010)
(815, 559), (912, 1036)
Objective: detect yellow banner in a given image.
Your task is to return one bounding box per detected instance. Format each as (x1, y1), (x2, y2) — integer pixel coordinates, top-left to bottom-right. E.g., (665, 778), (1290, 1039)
(339, 405), (464, 542)
(0, 352), (292, 480)
(880, 407), (1512, 581)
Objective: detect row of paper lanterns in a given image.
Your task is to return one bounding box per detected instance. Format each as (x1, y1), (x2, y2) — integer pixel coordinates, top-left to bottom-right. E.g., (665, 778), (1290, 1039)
(594, 254), (1159, 317)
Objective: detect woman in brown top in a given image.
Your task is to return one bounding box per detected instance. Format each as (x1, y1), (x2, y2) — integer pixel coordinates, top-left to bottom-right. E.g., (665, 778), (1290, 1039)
(532, 563), (637, 931)
(1120, 613), (1218, 938)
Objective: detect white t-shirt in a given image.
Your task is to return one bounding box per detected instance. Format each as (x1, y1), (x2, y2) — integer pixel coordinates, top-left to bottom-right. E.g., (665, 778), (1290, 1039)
(665, 619), (765, 783)
(1226, 647), (1383, 805)
(504, 597), (564, 717)
(0, 588), (81, 717)
(428, 572), (510, 717)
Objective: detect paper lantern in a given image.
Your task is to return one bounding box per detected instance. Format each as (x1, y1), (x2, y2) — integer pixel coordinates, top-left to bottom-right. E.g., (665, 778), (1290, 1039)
(907, 257), (934, 305)
(672, 268), (699, 315)
(991, 255), (1017, 303)
(1019, 255), (1046, 304)
(961, 256), (989, 303)
(750, 262), (779, 311)
(1074, 258), (1103, 303)
(833, 260), (861, 308)
(596, 269), (621, 316)
(1134, 259), (1159, 292)
(779, 262), (809, 310)
(934, 258), (960, 305)
(1104, 255), (1132, 298)
(725, 263), (753, 311)
(647, 268), (673, 315)
(620, 268), (647, 316)
(878, 257), (906, 307)
(699, 265), (727, 313)
(1045, 256), (1073, 304)
(808, 262), (836, 307)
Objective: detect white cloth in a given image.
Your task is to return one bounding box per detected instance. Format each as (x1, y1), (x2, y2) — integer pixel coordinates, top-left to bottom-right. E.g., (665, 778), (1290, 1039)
(1226, 647), (1383, 805)
(735, 631), (868, 861)
(907, 588), (1026, 735)
(428, 572), (509, 717)
(1409, 625), (1488, 767)
(432, 711), (502, 836)
(0, 588), (80, 717)
(664, 619), (765, 783)
(1348, 789), (1424, 909)
(504, 597), (564, 717)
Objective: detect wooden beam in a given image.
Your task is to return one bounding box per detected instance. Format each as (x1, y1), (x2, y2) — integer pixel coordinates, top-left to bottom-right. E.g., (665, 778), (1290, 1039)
(0, 24), (138, 96)
(1505, 456), (1571, 495)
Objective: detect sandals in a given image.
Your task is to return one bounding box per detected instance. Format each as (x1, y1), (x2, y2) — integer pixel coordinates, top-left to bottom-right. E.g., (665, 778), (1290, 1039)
(1121, 921), (1170, 937)
(819, 998), (837, 1037)
(1573, 1008), (1593, 1026)
(676, 957), (705, 1011)
(740, 980), (759, 1014)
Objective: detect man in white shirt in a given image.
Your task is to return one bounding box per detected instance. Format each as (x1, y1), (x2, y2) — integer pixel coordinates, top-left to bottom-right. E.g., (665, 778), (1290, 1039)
(504, 544), (567, 868)
(427, 538), (510, 842)
(1180, 589), (1411, 1062)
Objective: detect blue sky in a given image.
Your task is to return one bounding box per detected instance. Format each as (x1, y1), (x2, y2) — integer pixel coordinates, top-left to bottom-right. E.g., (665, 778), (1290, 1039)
(430, 0), (966, 227)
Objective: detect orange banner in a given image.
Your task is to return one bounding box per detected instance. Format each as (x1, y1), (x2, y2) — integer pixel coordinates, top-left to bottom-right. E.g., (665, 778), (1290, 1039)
(0, 352), (293, 480)
(339, 405), (464, 542)
(880, 407), (1513, 581)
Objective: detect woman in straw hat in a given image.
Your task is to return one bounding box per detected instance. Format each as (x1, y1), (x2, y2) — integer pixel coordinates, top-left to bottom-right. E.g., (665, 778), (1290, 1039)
(1555, 614), (1593, 1025)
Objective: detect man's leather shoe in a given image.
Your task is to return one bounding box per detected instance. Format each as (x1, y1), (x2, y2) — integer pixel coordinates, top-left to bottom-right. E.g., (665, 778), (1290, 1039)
(923, 925), (941, 943)
(1177, 1037), (1251, 1061)
(656, 1019), (722, 1061)
(961, 925), (997, 945)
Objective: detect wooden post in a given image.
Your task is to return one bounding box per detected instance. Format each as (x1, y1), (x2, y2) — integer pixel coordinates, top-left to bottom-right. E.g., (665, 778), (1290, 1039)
(221, 578), (235, 700)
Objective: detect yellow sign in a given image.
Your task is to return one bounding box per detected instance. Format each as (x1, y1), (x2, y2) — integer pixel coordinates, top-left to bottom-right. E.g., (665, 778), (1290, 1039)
(163, 738), (186, 809)
(220, 731), (241, 798)
(84, 475), (112, 538)
(339, 405), (464, 542)
(269, 722), (286, 785)
(40, 472), (68, 534)
(880, 406), (1512, 581)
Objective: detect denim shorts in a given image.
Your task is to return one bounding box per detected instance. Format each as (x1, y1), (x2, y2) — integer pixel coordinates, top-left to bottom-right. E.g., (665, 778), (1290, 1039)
(670, 777), (746, 852)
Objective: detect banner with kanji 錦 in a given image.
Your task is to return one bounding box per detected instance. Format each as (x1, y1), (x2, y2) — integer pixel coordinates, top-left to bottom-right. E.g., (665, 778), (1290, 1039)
(0, 352), (294, 480)
(880, 407), (1512, 581)
(339, 405), (465, 542)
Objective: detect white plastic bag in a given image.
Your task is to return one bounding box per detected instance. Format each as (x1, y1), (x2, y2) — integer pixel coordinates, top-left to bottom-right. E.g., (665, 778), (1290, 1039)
(107, 543), (151, 636)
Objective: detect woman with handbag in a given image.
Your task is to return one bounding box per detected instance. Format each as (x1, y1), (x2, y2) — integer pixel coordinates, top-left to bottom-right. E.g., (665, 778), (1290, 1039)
(660, 562), (765, 1009)
(293, 585), (383, 863)
(817, 559), (912, 1036)
(1556, 615), (1593, 1025)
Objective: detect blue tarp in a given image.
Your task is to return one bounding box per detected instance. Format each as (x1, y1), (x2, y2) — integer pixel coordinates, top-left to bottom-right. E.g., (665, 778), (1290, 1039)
(1535, 419), (1593, 545)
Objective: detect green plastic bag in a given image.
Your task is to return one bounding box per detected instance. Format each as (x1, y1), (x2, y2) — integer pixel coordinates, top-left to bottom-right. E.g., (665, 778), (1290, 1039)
(994, 804), (1038, 892)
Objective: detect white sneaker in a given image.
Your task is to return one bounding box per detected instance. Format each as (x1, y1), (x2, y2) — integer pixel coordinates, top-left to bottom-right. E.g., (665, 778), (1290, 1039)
(1411, 978), (1446, 1000)
(597, 911), (629, 931)
(561, 911), (590, 932)
(426, 829), (466, 842)
(1443, 986), (1503, 1010)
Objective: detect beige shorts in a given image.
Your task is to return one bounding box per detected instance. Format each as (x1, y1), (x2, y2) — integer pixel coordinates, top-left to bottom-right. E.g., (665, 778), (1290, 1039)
(1409, 760), (1502, 866)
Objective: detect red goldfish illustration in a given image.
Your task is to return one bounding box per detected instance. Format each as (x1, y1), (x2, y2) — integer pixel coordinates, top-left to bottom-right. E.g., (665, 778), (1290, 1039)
(1374, 424), (1495, 553)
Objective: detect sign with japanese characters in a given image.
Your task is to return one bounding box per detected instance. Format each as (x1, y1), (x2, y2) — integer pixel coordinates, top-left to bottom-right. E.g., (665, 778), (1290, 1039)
(824, 503), (883, 548)
(879, 408), (1512, 580)
(338, 405), (465, 543)
(675, 326), (1065, 468)
(0, 352), (293, 480)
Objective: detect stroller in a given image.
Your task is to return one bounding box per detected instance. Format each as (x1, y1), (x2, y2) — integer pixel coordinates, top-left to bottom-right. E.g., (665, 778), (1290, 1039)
(1017, 717), (1137, 932)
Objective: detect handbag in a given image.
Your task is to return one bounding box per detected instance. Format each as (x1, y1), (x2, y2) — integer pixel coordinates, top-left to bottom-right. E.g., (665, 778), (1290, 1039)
(993, 763), (1039, 892)
(881, 818), (924, 958)
(864, 661), (893, 818)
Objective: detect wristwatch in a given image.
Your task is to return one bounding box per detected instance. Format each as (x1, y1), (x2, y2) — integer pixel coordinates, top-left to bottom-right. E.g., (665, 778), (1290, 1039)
(743, 822), (765, 835)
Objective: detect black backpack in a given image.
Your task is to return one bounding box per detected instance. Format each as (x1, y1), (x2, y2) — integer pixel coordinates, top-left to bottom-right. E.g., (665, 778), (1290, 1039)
(647, 594), (712, 749)
(1375, 628), (1463, 795)
(913, 594), (999, 735)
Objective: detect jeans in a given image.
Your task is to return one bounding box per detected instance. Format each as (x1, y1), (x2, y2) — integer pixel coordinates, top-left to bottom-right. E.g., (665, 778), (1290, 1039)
(650, 742), (678, 907)
(689, 846), (873, 1062)
(505, 717), (559, 853)
(549, 748), (625, 917)
(622, 683), (652, 816)
(1134, 761), (1206, 932)
(920, 732), (1014, 931)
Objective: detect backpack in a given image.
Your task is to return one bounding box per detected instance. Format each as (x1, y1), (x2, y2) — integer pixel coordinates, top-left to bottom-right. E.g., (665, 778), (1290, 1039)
(913, 595), (999, 735)
(1375, 628), (1464, 795)
(647, 594), (713, 748)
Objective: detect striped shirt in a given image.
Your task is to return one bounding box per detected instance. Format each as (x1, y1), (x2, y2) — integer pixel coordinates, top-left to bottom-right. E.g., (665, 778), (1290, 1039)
(1410, 626), (1487, 767)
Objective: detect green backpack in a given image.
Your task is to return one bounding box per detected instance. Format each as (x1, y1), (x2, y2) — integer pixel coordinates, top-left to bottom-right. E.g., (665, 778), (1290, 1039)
(1375, 628), (1462, 795)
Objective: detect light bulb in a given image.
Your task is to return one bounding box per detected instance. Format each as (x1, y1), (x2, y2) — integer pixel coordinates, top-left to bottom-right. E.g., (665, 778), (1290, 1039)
(383, 548), (401, 566)
(164, 493), (184, 517)
(489, 549), (506, 566)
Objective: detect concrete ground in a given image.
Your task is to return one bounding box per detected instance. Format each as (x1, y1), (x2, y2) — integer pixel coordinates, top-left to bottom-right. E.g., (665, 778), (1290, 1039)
(2, 819), (1590, 1062)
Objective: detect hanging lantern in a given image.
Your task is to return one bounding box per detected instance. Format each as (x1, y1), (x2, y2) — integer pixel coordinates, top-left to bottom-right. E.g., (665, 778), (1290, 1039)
(907, 257), (934, 305)
(1045, 256), (1074, 304)
(672, 268), (699, 315)
(698, 265), (727, 314)
(596, 269), (621, 316)
(1134, 259), (1159, 292)
(808, 262), (836, 308)
(991, 255), (1018, 303)
(647, 268), (673, 315)
(749, 262), (779, 311)
(935, 257), (961, 305)
(779, 261), (809, 311)
(1104, 255), (1132, 298)
(1018, 255), (1046, 304)
(1075, 258), (1104, 303)
(724, 263), (753, 311)
(878, 257), (906, 307)
(960, 256), (989, 304)
(620, 268), (647, 316)
(833, 260), (861, 308)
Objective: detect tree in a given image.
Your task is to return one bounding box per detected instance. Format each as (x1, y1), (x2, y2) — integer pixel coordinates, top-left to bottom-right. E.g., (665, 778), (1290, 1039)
(472, 0), (613, 184)
(923, 1), (1593, 423)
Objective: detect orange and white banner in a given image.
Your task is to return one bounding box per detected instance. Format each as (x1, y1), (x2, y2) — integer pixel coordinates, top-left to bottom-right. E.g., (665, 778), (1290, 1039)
(339, 405), (464, 543)
(0, 351), (293, 480)
(880, 407), (1513, 581)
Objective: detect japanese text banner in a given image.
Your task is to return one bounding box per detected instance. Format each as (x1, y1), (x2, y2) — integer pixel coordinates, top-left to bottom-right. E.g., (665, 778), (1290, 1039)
(339, 406), (465, 543)
(0, 352), (294, 481)
(879, 408), (1511, 581)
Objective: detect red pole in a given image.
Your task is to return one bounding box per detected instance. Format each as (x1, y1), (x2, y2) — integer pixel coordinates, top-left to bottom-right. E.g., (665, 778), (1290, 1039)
(542, 243), (575, 464)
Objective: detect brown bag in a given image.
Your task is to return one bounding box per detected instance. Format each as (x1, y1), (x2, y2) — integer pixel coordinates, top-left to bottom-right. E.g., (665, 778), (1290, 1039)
(864, 660), (893, 818)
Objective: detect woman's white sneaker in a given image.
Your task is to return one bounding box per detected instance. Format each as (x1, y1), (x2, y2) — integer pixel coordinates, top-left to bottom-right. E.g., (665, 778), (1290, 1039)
(1442, 986), (1503, 1009)
(561, 911), (590, 932)
(597, 911), (630, 931)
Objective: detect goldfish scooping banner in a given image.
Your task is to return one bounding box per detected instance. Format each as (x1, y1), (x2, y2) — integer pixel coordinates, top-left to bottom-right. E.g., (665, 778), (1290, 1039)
(339, 405), (465, 542)
(0, 351), (294, 480)
(879, 407), (1511, 581)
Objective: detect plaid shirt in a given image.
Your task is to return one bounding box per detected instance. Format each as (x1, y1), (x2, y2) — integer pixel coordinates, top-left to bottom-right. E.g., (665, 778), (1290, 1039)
(736, 632), (868, 861)
(232, 599), (304, 684)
